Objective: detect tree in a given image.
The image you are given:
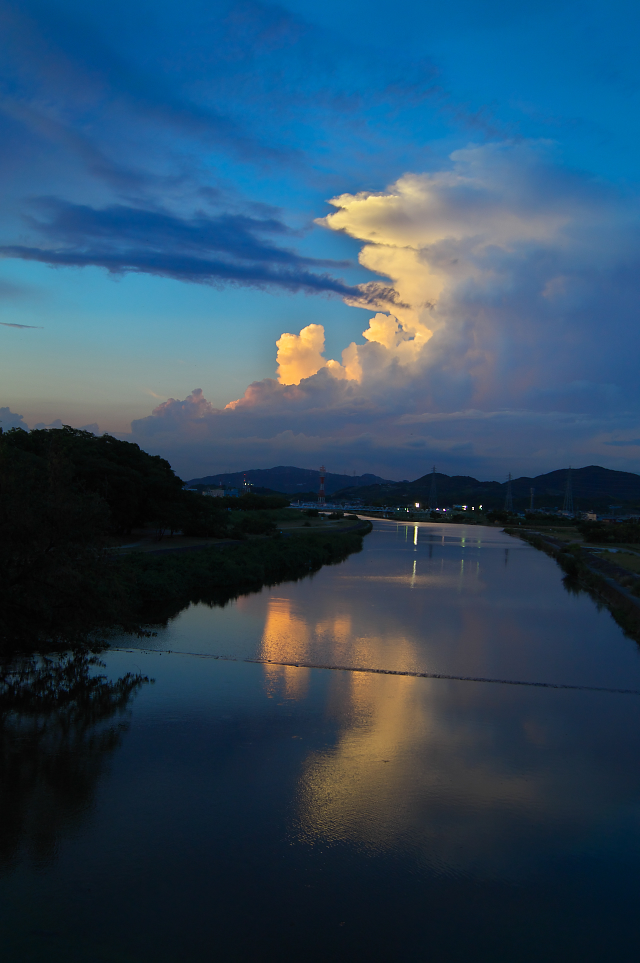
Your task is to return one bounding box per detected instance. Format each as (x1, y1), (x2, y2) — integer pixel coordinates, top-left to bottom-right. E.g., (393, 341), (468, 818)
(1, 426), (184, 534)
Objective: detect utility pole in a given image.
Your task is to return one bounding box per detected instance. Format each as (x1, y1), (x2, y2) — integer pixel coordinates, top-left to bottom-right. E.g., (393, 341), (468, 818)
(529, 487), (535, 511)
(428, 466), (437, 510)
(563, 467), (573, 514)
(504, 473), (513, 512)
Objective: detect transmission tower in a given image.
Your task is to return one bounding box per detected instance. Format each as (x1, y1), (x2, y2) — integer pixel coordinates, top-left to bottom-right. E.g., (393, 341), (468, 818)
(318, 465), (326, 507)
(529, 487), (535, 511)
(428, 466), (438, 510)
(504, 473), (513, 512)
(562, 467), (573, 514)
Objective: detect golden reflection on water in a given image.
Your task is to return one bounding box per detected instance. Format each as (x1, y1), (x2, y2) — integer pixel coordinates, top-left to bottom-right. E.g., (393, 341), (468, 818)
(247, 528), (634, 879)
(263, 662), (311, 700)
(291, 668), (613, 878)
(256, 594), (542, 874)
(258, 592), (423, 674)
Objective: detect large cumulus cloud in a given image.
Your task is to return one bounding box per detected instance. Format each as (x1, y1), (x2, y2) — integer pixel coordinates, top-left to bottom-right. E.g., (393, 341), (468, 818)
(127, 142), (640, 479)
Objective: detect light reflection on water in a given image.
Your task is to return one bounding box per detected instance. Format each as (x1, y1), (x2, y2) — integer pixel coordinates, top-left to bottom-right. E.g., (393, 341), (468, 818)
(3, 521), (640, 961)
(129, 521), (640, 689)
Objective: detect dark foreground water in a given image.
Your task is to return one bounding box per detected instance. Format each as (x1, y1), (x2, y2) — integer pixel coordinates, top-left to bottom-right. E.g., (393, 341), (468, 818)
(3, 521), (640, 962)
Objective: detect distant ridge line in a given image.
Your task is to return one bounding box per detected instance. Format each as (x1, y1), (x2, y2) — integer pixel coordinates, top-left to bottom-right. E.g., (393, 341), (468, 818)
(186, 463), (640, 509)
(185, 464), (392, 495)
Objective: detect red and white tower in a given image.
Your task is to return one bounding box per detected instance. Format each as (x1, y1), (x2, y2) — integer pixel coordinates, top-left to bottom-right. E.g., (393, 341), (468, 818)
(318, 465), (326, 507)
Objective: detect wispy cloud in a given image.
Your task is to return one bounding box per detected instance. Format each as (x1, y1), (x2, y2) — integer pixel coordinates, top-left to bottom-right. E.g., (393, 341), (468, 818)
(0, 321), (41, 328)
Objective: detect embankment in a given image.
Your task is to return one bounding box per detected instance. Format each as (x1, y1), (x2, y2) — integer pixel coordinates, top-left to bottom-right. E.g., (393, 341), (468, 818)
(506, 528), (640, 642)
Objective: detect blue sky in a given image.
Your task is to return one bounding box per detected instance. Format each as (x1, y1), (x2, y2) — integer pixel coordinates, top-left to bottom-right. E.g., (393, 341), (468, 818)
(1, 0), (640, 479)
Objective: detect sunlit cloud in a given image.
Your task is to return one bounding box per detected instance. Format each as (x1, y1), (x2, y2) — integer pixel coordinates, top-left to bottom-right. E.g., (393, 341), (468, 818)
(21, 140), (640, 480)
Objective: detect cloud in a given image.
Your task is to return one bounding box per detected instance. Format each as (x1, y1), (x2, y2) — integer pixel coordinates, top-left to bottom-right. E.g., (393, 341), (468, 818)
(0, 321), (41, 328)
(29, 418), (101, 432)
(273, 323), (360, 384)
(0, 0), (465, 212)
(0, 406), (28, 430)
(0, 197), (363, 295)
(0, 0), (291, 169)
(0, 0), (524, 314)
(0, 278), (34, 300)
(124, 143), (640, 479)
(129, 381), (640, 481)
(276, 324), (328, 384)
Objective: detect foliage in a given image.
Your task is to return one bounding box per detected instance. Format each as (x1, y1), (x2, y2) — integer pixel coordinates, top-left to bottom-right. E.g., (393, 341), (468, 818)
(203, 492), (290, 511)
(524, 513), (575, 526)
(234, 493), (290, 510)
(0, 435), (131, 649)
(181, 494), (229, 538)
(486, 510), (511, 523)
(114, 526), (372, 615)
(0, 425), (371, 654)
(229, 511), (277, 536)
(0, 426), (184, 534)
(578, 520), (640, 544)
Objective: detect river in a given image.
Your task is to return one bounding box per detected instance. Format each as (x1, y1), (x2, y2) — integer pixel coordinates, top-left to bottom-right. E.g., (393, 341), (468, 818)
(2, 520), (640, 961)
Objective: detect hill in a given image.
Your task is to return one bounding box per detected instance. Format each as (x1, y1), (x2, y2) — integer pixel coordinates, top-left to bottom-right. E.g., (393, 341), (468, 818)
(186, 466), (392, 496)
(333, 465), (640, 511)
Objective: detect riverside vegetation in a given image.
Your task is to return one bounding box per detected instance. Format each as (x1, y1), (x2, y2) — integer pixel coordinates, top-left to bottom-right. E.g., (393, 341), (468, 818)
(505, 519), (640, 642)
(0, 426), (371, 654)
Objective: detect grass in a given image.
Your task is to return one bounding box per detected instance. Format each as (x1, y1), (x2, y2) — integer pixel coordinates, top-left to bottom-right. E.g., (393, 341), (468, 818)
(595, 551), (640, 575)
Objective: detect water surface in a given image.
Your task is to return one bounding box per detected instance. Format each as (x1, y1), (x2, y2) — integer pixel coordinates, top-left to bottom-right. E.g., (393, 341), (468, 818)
(2, 521), (640, 962)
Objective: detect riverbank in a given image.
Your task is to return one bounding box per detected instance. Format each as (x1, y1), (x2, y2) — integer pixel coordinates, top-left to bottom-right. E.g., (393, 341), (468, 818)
(116, 521), (373, 626)
(505, 527), (640, 642)
(1, 521), (372, 655)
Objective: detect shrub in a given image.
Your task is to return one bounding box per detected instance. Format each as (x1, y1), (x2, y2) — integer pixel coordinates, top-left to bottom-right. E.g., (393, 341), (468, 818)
(578, 520), (640, 544)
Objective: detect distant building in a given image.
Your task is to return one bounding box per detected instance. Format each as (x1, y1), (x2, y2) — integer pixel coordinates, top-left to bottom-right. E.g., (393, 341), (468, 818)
(203, 488), (226, 497)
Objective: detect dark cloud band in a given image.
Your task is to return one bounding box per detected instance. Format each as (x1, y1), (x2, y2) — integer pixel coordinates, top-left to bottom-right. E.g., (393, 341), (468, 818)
(0, 197), (367, 295)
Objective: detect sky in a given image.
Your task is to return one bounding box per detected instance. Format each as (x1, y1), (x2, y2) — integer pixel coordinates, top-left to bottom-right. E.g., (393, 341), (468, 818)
(1, 0), (640, 481)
